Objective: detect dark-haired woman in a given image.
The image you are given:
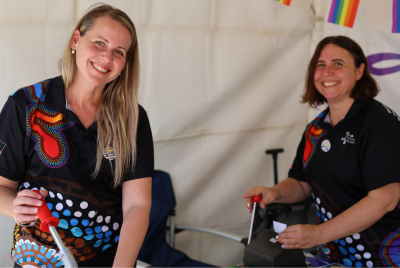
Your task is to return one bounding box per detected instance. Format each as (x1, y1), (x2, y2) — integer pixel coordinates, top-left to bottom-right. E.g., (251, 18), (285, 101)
(0, 4), (153, 267)
(243, 36), (400, 267)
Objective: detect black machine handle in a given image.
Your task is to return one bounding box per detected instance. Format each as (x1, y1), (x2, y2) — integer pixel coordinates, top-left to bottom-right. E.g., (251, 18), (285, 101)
(265, 148), (284, 185)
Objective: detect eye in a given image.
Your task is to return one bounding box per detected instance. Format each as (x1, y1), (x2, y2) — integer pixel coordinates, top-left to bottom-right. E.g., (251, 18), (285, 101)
(334, 62), (343, 67)
(95, 41), (104, 46)
(114, 50), (124, 56)
(316, 63), (325, 68)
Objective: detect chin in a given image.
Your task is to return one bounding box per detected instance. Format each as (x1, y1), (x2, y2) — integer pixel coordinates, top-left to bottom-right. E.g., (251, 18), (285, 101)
(89, 76), (117, 87)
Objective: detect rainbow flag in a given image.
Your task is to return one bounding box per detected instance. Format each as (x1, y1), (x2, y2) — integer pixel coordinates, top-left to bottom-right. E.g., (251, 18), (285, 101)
(393, 0), (400, 33)
(327, 0), (360, 28)
(276, 0), (291, 6)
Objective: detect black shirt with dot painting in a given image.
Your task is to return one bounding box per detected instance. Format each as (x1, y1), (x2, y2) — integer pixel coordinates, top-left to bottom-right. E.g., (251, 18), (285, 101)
(289, 98), (400, 268)
(0, 76), (154, 267)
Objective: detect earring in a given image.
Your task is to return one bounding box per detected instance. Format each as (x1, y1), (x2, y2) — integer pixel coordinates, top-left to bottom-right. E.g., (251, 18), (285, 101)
(72, 48), (75, 54)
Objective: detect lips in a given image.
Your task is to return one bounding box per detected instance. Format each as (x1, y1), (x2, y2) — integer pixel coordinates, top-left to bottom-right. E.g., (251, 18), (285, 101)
(91, 62), (109, 73)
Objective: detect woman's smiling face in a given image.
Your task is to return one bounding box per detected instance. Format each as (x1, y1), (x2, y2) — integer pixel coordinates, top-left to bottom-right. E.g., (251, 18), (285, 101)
(314, 44), (364, 105)
(71, 15), (132, 89)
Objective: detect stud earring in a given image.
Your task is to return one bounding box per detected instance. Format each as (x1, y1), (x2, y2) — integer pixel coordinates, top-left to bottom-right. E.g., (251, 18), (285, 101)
(72, 48), (75, 54)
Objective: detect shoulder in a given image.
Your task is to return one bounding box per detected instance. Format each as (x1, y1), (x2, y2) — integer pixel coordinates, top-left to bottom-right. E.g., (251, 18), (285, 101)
(138, 104), (147, 116)
(138, 104), (149, 123)
(137, 104), (152, 131)
(10, 76), (62, 107)
(355, 99), (400, 140)
(362, 99), (400, 126)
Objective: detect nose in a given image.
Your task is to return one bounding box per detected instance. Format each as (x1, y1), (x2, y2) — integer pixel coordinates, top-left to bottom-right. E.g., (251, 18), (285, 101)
(102, 49), (113, 63)
(323, 65), (334, 76)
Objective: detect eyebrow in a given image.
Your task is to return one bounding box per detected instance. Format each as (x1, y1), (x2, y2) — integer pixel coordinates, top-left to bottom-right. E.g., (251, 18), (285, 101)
(99, 37), (128, 51)
(317, 59), (345, 63)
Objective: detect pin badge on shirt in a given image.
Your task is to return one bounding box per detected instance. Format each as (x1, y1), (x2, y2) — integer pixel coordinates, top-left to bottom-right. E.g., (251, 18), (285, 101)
(321, 139), (331, 152)
(103, 147), (116, 160)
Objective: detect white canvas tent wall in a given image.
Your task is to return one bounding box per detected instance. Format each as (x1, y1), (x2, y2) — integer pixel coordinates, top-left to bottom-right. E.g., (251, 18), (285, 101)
(0, 0), (398, 266)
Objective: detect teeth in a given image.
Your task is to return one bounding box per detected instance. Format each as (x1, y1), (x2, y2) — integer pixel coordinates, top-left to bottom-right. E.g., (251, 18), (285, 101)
(323, 82), (338, 86)
(92, 63), (108, 73)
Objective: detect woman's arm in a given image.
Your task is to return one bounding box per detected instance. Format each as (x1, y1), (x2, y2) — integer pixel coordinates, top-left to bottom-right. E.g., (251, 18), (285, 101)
(243, 177), (312, 212)
(113, 177), (152, 267)
(0, 176), (18, 218)
(278, 182), (400, 249)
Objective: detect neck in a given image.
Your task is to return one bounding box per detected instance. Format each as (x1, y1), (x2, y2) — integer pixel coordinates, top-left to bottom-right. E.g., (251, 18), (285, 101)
(66, 76), (104, 108)
(328, 98), (354, 126)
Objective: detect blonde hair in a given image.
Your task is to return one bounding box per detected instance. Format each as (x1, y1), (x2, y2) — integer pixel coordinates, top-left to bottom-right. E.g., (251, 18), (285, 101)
(59, 4), (140, 187)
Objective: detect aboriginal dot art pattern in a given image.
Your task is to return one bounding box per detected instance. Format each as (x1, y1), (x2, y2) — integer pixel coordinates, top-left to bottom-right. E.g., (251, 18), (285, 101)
(12, 239), (63, 268)
(12, 223), (21, 256)
(23, 80), (74, 168)
(12, 177), (122, 267)
(303, 112), (328, 168)
(310, 188), (382, 267)
(379, 227), (400, 267)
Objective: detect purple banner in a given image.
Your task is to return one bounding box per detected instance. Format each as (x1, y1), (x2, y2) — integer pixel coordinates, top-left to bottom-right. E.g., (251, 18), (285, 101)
(367, 53), (400, 75)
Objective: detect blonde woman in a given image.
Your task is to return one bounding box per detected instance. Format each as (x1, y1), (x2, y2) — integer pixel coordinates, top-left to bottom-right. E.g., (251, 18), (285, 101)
(0, 4), (153, 267)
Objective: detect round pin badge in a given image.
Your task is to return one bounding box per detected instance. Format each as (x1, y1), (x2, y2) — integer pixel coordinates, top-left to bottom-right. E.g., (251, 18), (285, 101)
(321, 139), (331, 152)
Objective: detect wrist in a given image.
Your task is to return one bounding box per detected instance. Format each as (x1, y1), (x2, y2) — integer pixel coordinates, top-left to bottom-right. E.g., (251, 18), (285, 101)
(315, 224), (326, 245)
(271, 186), (282, 203)
(14, 214), (38, 227)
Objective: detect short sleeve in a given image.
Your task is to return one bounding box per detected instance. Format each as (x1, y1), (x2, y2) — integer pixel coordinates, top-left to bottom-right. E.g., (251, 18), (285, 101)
(0, 96), (27, 181)
(123, 106), (154, 181)
(288, 131), (306, 182)
(361, 117), (400, 192)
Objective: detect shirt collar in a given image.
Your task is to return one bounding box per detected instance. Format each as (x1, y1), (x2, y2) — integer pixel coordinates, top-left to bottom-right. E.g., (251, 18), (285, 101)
(324, 111), (331, 125)
(65, 98), (74, 112)
(322, 98), (371, 128)
(343, 98), (371, 119)
(44, 76), (78, 122)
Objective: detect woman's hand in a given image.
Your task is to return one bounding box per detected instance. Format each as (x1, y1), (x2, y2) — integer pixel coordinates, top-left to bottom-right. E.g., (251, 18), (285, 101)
(242, 186), (281, 212)
(277, 224), (322, 249)
(13, 189), (48, 224)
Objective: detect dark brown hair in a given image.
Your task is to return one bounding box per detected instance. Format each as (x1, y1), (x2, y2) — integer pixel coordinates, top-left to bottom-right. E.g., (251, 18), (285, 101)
(302, 36), (379, 108)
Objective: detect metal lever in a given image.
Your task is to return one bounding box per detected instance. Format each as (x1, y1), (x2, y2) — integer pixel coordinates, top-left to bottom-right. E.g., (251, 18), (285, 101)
(49, 225), (78, 268)
(247, 195), (261, 245)
(33, 190), (78, 268)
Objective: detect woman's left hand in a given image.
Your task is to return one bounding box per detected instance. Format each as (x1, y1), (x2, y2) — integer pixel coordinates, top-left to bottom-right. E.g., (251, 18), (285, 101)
(277, 224), (322, 249)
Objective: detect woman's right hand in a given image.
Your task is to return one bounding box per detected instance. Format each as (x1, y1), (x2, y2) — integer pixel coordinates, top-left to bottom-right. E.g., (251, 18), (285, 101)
(242, 186), (281, 212)
(13, 189), (48, 224)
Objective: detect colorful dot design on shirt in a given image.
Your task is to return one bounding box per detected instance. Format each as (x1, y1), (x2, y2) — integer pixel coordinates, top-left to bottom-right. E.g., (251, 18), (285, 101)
(303, 112), (328, 168)
(312, 193), (374, 267)
(331, 236), (373, 267)
(14, 184), (123, 265)
(11, 240), (64, 268)
(46, 189), (121, 252)
(379, 226), (400, 267)
(23, 81), (74, 168)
